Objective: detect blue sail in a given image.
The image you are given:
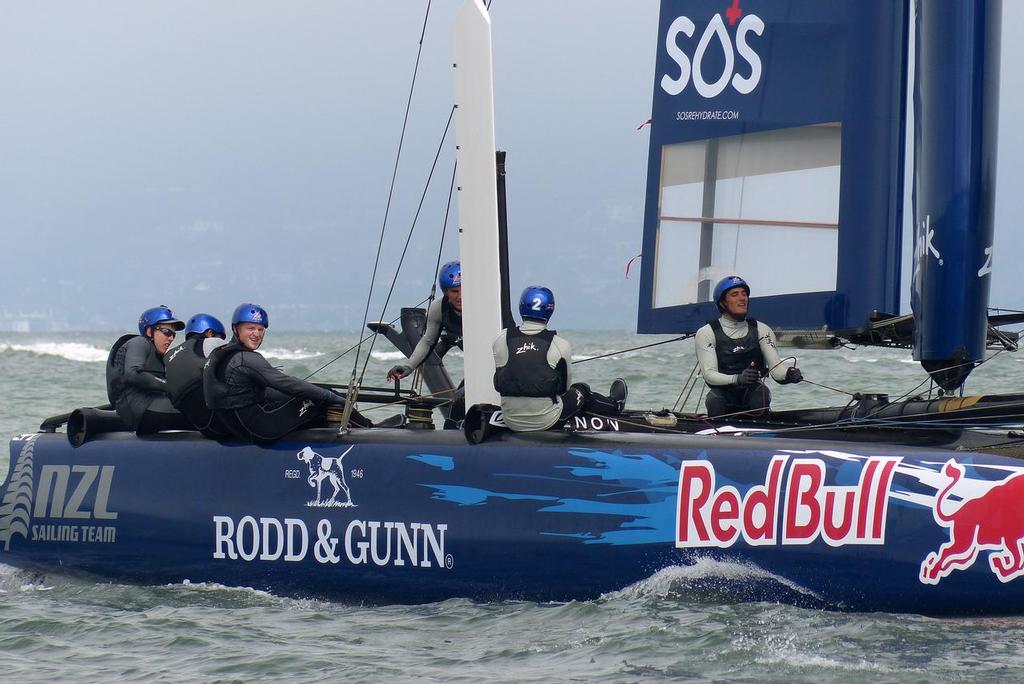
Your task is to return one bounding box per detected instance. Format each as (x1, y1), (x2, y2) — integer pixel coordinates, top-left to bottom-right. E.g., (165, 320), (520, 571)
(912, 0), (1001, 390)
(638, 0), (909, 334)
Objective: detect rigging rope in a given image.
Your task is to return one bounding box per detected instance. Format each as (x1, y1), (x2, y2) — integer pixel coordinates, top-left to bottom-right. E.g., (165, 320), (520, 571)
(302, 296), (431, 380)
(357, 106), (457, 386)
(570, 334), (692, 365)
(342, 0), (434, 429)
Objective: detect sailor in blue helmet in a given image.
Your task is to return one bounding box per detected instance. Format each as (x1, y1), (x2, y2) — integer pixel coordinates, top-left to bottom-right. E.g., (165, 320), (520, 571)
(387, 260), (464, 382)
(387, 260), (466, 426)
(164, 313), (231, 438)
(492, 286), (627, 432)
(203, 303), (372, 443)
(105, 305), (193, 434)
(695, 276), (802, 419)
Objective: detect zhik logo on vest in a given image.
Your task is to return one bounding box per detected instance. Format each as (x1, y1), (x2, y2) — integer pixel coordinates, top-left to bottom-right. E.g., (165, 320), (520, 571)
(515, 342), (540, 355)
(660, 0), (765, 99)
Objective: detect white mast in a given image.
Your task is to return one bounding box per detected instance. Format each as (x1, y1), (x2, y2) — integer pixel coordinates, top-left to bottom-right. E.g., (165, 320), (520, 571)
(453, 0), (503, 408)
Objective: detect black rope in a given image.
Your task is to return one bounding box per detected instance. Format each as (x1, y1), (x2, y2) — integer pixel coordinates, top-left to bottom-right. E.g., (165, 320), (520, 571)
(429, 160), (458, 311)
(349, 0), (433, 385)
(358, 105), (457, 385)
(303, 297), (431, 380)
(571, 334), (692, 365)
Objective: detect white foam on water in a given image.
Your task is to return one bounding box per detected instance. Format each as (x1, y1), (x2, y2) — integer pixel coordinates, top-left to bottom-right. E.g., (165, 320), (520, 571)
(259, 348), (322, 361)
(750, 645), (900, 673)
(0, 342), (108, 363)
(607, 557), (823, 602)
(573, 354), (621, 362)
(371, 351), (407, 361)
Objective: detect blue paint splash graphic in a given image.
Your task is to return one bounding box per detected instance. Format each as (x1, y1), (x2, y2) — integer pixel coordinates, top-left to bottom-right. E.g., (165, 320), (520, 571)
(422, 448), (681, 546)
(407, 454), (455, 471)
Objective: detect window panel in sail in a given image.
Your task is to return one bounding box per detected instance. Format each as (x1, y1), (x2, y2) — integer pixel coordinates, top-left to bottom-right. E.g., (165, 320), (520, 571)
(652, 124), (840, 309)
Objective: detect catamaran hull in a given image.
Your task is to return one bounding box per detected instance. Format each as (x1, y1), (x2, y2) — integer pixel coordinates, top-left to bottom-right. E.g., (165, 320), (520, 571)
(2, 430), (1023, 614)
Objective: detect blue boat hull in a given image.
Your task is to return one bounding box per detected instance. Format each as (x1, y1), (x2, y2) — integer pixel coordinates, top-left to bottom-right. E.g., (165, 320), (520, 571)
(3, 429), (1024, 614)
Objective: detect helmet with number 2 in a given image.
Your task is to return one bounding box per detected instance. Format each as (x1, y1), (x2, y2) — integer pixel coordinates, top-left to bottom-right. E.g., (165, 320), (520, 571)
(518, 286), (555, 322)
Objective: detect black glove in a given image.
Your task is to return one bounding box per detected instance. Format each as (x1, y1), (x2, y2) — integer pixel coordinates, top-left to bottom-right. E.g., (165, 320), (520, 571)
(785, 367), (803, 384)
(387, 364), (413, 381)
(737, 367), (760, 386)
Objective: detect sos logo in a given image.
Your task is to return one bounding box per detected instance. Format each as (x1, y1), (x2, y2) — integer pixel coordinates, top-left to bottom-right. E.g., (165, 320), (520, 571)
(660, 9), (765, 98)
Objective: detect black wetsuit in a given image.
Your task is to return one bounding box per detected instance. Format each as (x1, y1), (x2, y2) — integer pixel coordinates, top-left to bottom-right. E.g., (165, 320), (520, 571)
(164, 336), (231, 438)
(204, 338), (368, 443)
(107, 335), (192, 434)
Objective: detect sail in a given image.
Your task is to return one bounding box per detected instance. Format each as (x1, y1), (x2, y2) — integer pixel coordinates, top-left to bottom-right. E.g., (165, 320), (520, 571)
(912, 0), (1001, 390)
(638, 0), (909, 334)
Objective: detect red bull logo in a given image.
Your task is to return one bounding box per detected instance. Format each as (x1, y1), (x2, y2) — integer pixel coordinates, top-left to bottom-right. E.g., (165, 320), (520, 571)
(920, 459), (1024, 585)
(676, 455), (899, 548)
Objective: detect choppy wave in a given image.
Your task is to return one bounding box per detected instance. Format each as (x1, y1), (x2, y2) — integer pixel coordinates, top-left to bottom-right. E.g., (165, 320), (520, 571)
(0, 342), (108, 363)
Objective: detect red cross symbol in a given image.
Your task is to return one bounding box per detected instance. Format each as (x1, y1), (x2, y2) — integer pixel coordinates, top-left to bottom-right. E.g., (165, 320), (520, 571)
(726, 0), (743, 27)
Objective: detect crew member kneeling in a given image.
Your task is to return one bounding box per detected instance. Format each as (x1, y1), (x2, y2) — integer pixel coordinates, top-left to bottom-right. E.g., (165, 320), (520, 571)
(204, 303), (370, 443)
(492, 286), (626, 432)
(165, 313), (231, 438)
(695, 276), (802, 418)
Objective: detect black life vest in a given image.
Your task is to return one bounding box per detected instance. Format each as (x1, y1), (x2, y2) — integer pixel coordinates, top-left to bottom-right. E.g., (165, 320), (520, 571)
(203, 338), (245, 409)
(105, 334), (138, 404)
(438, 297), (463, 352)
(710, 318), (767, 375)
(493, 327), (564, 399)
(165, 336), (207, 405)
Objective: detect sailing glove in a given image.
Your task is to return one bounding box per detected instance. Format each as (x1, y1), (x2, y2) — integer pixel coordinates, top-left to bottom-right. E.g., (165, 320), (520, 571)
(785, 367), (803, 384)
(388, 365), (413, 381)
(737, 368), (761, 386)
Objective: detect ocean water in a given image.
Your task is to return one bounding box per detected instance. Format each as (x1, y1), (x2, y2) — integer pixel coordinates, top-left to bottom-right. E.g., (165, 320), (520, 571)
(3, 330), (1024, 683)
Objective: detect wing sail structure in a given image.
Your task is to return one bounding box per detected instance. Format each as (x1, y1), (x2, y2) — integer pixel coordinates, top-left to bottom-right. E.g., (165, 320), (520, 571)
(912, 0), (1001, 390)
(638, 1), (909, 334)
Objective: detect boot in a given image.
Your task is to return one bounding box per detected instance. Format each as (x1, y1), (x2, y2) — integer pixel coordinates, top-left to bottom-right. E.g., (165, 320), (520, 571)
(609, 378), (628, 413)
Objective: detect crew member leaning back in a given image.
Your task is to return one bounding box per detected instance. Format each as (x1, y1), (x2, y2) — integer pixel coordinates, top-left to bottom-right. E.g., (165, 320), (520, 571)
(695, 276), (802, 418)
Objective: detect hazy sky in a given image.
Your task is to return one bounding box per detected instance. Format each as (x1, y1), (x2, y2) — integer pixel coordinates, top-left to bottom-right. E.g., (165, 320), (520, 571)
(1, 1), (1022, 331)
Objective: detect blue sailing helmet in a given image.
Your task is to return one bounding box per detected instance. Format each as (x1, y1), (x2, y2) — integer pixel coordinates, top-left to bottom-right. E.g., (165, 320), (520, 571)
(137, 306), (184, 336)
(519, 286), (555, 322)
(185, 313), (226, 339)
(231, 303), (270, 328)
(713, 276), (750, 311)
(439, 261), (462, 290)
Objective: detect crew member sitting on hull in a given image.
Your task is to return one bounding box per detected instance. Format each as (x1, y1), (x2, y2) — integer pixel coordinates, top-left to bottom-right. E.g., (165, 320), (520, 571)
(695, 276), (802, 419)
(165, 313), (231, 438)
(204, 303), (372, 443)
(106, 305), (193, 434)
(492, 286), (627, 432)
(387, 260), (465, 423)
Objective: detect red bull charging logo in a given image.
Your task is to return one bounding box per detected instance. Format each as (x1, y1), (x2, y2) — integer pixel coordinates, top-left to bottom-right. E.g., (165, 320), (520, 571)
(920, 459), (1024, 585)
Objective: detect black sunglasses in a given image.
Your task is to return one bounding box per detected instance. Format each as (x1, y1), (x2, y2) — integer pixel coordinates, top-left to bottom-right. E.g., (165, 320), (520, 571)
(153, 326), (177, 338)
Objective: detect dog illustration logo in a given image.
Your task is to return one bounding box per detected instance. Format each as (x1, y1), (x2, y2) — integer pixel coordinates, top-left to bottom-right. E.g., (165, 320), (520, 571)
(297, 445), (354, 508)
(920, 459), (1024, 584)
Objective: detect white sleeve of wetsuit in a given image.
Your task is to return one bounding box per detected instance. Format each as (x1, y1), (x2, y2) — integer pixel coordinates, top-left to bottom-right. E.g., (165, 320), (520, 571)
(695, 324), (737, 387)
(549, 334), (573, 387)
(757, 322), (792, 383)
(492, 329), (509, 369)
(406, 298), (444, 370)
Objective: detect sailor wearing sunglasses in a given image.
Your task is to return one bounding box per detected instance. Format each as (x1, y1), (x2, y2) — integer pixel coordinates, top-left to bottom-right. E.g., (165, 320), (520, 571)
(105, 305), (192, 433)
